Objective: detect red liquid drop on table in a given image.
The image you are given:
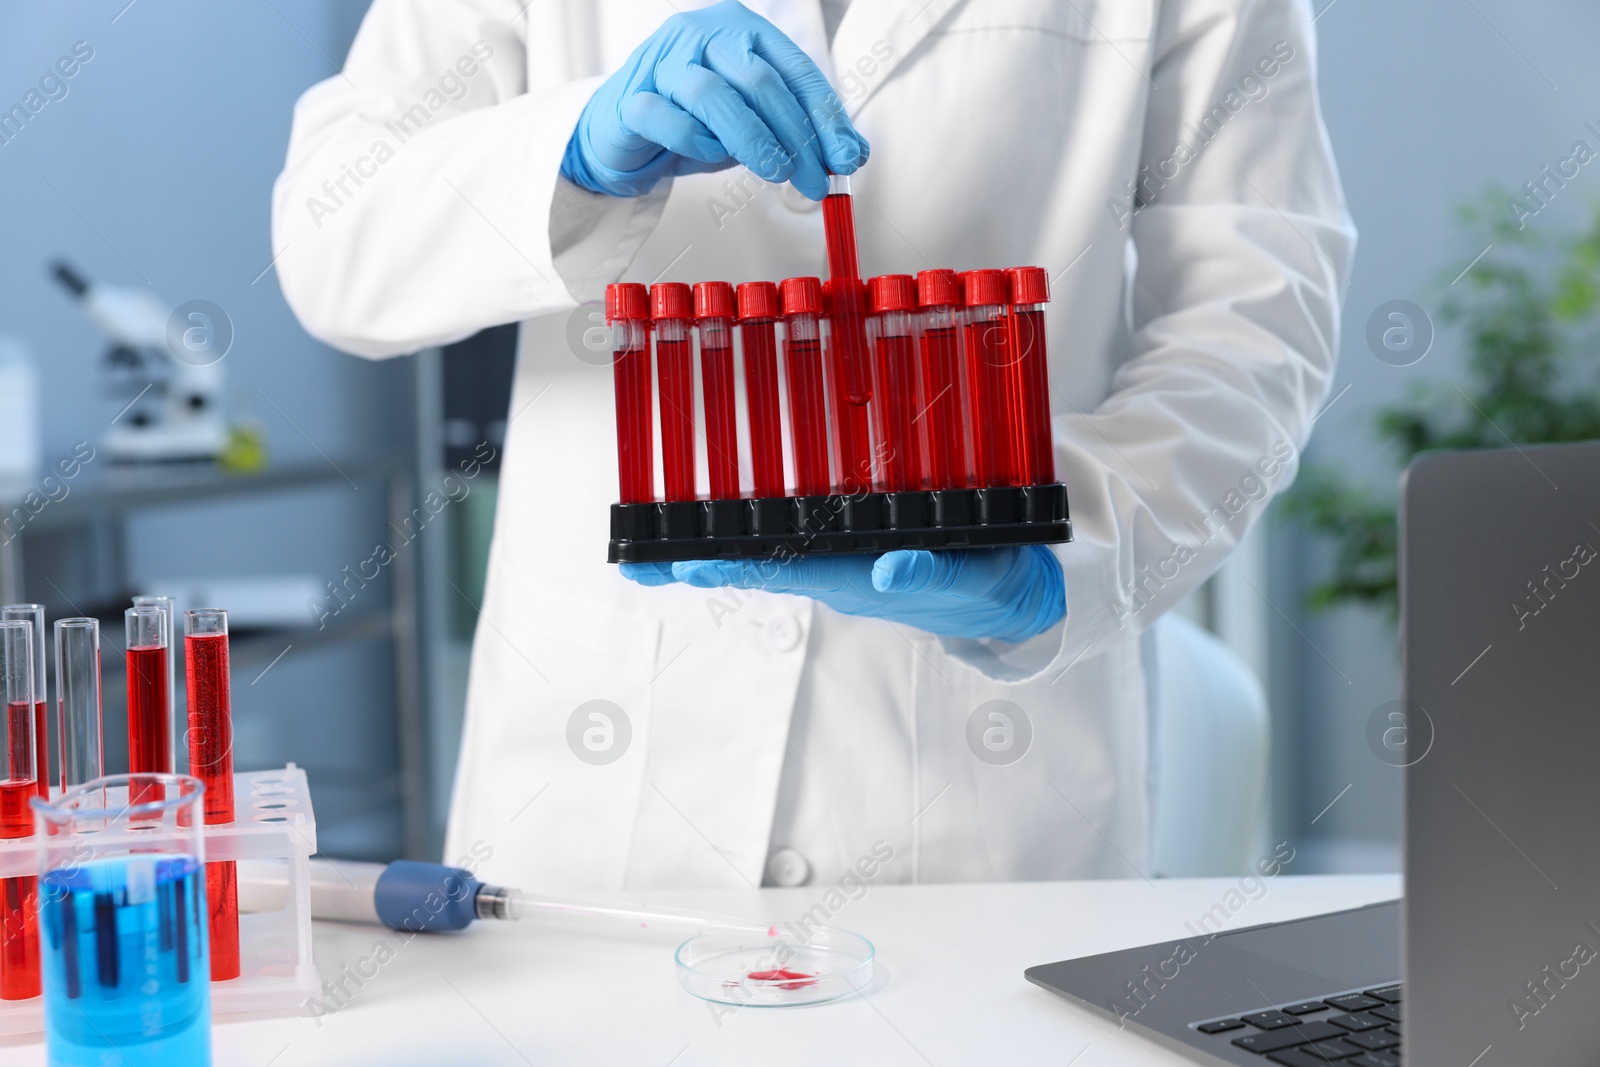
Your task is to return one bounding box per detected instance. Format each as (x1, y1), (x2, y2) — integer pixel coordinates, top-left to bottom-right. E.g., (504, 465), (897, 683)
(0, 763), (39, 1000)
(186, 631), (240, 981)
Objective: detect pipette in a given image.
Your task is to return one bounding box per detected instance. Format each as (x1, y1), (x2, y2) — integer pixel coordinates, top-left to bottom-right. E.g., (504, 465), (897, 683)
(238, 858), (778, 939)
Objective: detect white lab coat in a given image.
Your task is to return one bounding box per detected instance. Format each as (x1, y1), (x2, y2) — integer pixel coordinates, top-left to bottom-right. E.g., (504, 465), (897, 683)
(273, 0), (1353, 892)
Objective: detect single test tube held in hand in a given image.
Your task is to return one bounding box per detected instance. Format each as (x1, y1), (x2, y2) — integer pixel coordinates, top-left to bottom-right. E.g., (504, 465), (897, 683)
(185, 609), (239, 981)
(0, 620), (39, 1000)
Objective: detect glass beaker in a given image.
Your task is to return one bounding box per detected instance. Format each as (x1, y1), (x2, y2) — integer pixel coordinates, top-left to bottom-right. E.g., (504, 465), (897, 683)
(33, 773), (212, 1067)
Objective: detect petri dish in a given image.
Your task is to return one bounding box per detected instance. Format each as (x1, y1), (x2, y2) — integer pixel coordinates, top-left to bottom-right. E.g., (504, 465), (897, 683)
(675, 926), (874, 1007)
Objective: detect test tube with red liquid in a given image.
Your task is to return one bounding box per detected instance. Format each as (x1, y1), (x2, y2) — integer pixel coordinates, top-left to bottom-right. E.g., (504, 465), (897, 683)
(695, 282), (740, 500)
(916, 270), (969, 489)
(0, 620), (39, 1000)
(961, 270), (1024, 487)
(606, 283), (653, 505)
(125, 607), (170, 808)
(867, 275), (922, 492)
(1006, 267), (1057, 485)
(737, 282), (785, 497)
(822, 174), (873, 492)
(779, 277), (830, 496)
(185, 609), (239, 981)
(652, 283), (697, 502)
(0, 606), (47, 800)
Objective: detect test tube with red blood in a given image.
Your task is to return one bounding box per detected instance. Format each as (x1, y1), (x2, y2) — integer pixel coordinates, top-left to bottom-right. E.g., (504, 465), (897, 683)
(185, 609), (239, 981)
(779, 277), (830, 496)
(961, 269), (1019, 487)
(867, 274), (922, 492)
(821, 175), (873, 493)
(1006, 266), (1057, 485)
(916, 270), (969, 489)
(606, 283), (653, 504)
(651, 283), (696, 502)
(737, 282), (785, 497)
(0, 621), (38, 1001)
(695, 282), (740, 500)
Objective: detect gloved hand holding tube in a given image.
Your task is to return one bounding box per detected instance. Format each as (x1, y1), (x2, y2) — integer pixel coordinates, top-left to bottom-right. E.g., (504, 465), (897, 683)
(622, 546), (1067, 644)
(561, 0), (869, 200)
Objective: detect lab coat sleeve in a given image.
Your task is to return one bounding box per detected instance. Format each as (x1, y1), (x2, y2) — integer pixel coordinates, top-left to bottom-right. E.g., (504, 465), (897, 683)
(946, 0), (1355, 679)
(270, 0), (668, 359)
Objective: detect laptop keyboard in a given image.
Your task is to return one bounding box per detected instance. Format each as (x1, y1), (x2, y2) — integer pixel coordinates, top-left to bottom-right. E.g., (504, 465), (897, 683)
(1191, 983), (1402, 1065)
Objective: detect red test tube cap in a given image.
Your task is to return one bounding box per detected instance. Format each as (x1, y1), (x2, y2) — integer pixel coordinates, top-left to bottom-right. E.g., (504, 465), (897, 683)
(917, 269), (961, 309)
(737, 281), (781, 321)
(694, 281), (737, 321)
(650, 282), (693, 321)
(1006, 266), (1051, 306)
(605, 282), (649, 323)
(961, 269), (1008, 308)
(867, 274), (918, 314)
(779, 276), (824, 317)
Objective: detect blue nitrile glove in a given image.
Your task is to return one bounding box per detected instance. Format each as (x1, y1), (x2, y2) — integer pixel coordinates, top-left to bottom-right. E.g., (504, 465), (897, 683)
(620, 547), (1065, 644)
(561, 0), (869, 200)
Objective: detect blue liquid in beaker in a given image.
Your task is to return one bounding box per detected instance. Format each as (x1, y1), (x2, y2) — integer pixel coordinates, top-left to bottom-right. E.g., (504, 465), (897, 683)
(40, 854), (211, 1067)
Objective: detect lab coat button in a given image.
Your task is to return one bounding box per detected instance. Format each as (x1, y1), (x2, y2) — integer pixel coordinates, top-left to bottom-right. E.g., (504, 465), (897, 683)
(766, 848), (811, 887)
(765, 614), (802, 651)
(779, 182), (822, 213)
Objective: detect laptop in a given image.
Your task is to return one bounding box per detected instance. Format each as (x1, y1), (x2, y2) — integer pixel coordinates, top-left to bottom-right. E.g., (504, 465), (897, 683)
(1025, 440), (1600, 1067)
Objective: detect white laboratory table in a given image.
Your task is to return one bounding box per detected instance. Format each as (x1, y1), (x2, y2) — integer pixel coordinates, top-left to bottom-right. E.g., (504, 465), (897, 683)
(0, 874), (1399, 1066)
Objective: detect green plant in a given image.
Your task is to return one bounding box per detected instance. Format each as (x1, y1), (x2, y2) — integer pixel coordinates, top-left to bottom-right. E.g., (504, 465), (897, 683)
(1286, 191), (1600, 616)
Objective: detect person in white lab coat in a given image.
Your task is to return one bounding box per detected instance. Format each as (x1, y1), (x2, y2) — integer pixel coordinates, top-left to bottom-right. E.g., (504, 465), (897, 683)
(273, 0), (1353, 893)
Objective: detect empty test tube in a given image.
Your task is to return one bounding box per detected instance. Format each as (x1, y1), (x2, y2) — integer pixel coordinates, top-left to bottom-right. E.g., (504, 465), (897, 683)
(1006, 267), (1057, 485)
(916, 270), (969, 489)
(651, 283), (697, 502)
(867, 274), (922, 492)
(0, 620), (38, 1001)
(961, 269), (1020, 487)
(780, 277), (830, 496)
(737, 282), (784, 498)
(695, 282), (740, 500)
(185, 609), (239, 981)
(54, 619), (102, 790)
(606, 283), (653, 504)
(0, 606), (47, 799)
